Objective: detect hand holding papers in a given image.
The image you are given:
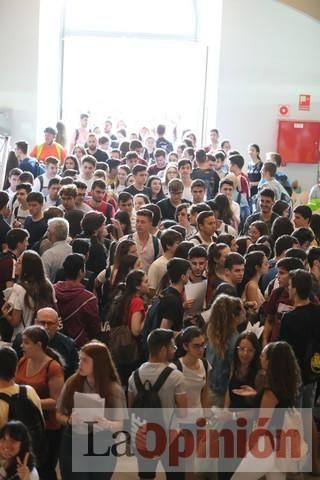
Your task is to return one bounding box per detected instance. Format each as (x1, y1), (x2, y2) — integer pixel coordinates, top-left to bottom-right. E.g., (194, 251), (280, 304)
(184, 281), (207, 314)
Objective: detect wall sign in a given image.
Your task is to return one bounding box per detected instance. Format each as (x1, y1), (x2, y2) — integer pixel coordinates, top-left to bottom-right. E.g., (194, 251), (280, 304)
(299, 94), (311, 111)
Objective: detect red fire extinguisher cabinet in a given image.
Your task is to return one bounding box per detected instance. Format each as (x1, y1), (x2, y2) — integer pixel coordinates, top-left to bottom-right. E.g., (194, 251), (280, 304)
(277, 120), (320, 164)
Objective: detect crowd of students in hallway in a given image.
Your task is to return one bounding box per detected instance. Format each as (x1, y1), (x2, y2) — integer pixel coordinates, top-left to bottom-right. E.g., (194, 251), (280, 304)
(0, 115), (319, 480)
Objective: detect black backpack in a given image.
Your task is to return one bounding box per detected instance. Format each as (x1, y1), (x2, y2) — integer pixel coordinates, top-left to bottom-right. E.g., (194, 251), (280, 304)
(0, 385), (47, 465)
(130, 367), (174, 456)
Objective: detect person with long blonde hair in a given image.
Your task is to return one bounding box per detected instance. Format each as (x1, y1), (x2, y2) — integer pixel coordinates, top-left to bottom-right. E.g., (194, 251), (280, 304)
(206, 294), (245, 407)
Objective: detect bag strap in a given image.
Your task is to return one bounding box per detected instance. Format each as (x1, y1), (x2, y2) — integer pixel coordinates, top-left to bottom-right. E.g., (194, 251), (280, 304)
(191, 234), (202, 244)
(152, 236), (159, 259)
(152, 366), (173, 392)
(0, 392), (11, 403)
(202, 358), (209, 378)
(38, 174), (44, 191)
(133, 369), (144, 392)
(175, 358), (183, 372)
(19, 385), (28, 398)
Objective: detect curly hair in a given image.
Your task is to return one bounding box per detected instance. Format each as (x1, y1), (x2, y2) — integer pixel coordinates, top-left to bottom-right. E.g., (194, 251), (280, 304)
(207, 294), (243, 358)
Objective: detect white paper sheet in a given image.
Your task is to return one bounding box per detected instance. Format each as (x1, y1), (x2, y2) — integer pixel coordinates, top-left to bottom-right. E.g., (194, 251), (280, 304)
(74, 392), (105, 422)
(185, 280), (207, 314)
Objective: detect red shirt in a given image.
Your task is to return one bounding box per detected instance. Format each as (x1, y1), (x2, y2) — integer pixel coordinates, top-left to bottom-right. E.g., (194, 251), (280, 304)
(128, 295), (145, 329)
(85, 199), (115, 220)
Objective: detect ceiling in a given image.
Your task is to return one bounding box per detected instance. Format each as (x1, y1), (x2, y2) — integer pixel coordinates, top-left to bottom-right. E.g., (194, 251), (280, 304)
(278, 0), (320, 22)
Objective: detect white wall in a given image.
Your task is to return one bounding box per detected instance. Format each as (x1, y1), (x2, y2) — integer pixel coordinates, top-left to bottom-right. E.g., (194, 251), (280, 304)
(215, 0), (320, 191)
(0, 0), (40, 145)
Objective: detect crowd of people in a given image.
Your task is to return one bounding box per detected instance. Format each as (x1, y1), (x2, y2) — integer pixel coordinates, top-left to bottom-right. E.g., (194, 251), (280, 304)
(0, 115), (319, 480)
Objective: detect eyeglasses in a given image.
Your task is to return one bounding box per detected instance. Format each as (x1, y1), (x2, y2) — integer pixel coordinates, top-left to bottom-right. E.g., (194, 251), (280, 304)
(237, 347), (255, 354)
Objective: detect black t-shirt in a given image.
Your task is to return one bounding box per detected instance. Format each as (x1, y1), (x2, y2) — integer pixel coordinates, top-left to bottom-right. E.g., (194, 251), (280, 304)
(156, 137), (173, 154)
(159, 286), (184, 332)
(0, 215), (11, 247)
(124, 185), (152, 200)
(157, 198), (177, 220)
(280, 303), (320, 377)
(86, 148), (109, 163)
(24, 216), (47, 247)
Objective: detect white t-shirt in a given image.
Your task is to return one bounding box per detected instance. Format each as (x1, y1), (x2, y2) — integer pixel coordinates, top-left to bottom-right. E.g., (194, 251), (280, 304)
(170, 358), (210, 409)
(3, 284), (35, 340)
(122, 233), (163, 273)
(148, 255), (169, 291)
(33, 173), (56, 196)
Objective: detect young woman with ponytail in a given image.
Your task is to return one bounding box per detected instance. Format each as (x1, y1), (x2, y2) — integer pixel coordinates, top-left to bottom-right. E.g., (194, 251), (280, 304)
(15, 325), (64, 480)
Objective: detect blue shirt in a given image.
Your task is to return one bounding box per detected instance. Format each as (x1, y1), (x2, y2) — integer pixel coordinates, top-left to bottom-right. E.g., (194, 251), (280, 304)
(19, 157), (45, 178)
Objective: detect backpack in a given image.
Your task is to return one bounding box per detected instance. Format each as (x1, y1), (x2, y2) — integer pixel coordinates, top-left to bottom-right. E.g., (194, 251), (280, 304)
(140, 295), (163, 346)
(301, 337), (320, 384)
(130, 366), (174, 453)
(0, 386), (47, 465)
(98, 294), (139, 365)
(38, 174), (44, 192)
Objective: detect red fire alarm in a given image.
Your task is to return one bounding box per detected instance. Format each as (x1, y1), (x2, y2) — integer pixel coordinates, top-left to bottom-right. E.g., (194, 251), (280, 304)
(278, 105), (289, 116)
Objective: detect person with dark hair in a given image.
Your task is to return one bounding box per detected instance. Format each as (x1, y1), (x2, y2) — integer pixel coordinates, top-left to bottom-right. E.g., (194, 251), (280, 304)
(148, 230), (182, 296)
(70, 112), (90, 150)
(261, 235), (297, 292)
(30, 127), (67, 165)
(175, 203), (196, 240)
(272, 199), (290, 218)
(225, 331), (261, 409)
(57, 342), (126, 480)
(157, 178), (187, 221)
(206, 243), (231, 306)
(177, 158), (193, 202)
(188, 245), (208, 283)
(247, 143), (263, 197)
(191, 179), (206, 205)
(54, 254), (100, 348)
(86, 133), (109, 163)
(240, 251), (268, 309)
(292, 227), (315, 251)
(191, 149), (220, 200)
(284, 247), (307, 266)
(293, 205), (313, 229)
(0, 228), (29, 312)
(16, 326), (64, 480)
(24, 192), (47, 247)
(0, 420), (39, 479)
(78, 211), (110, 276)
(0, 191), (11, 248)
(84, 179), (114, 223)
(155, 124), (173, 153)
(12, 183), (32, 228)
(232, 341), (301, 478)
(263, 256), (305, 345)
(44, 178), (61, 208)
(1, 250), (56, 341)
(78, 155), (97, 191)
(308, 247), (320, 301)
(174, 241), (194, 260)
(173, 326), (209, 409)
(146, 175), (166, 204)
(144, 203), (162, 236)
(220, 178), (241, 227)
(6, 168), (22, 208)
(158, 258), (191, 332)
(122, 209), (162, 272)
(247, 220), (268, 244)
(265, 151), (292, 196)
(242, 189), (278, 235)
(229, 154), (251, 223)
(191, 211), (218, 247)
(0, 345), (42, 427)
(204, 128), (219, 153)
(33, 156), (60, 196)
(14, 141), (45, 178)
(147, 148), (167, 176)
(270, 216), (294, 246)
(123, 164), (151, 199)
(224, 252), (245, 291)
(258, 161), (290, 202)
